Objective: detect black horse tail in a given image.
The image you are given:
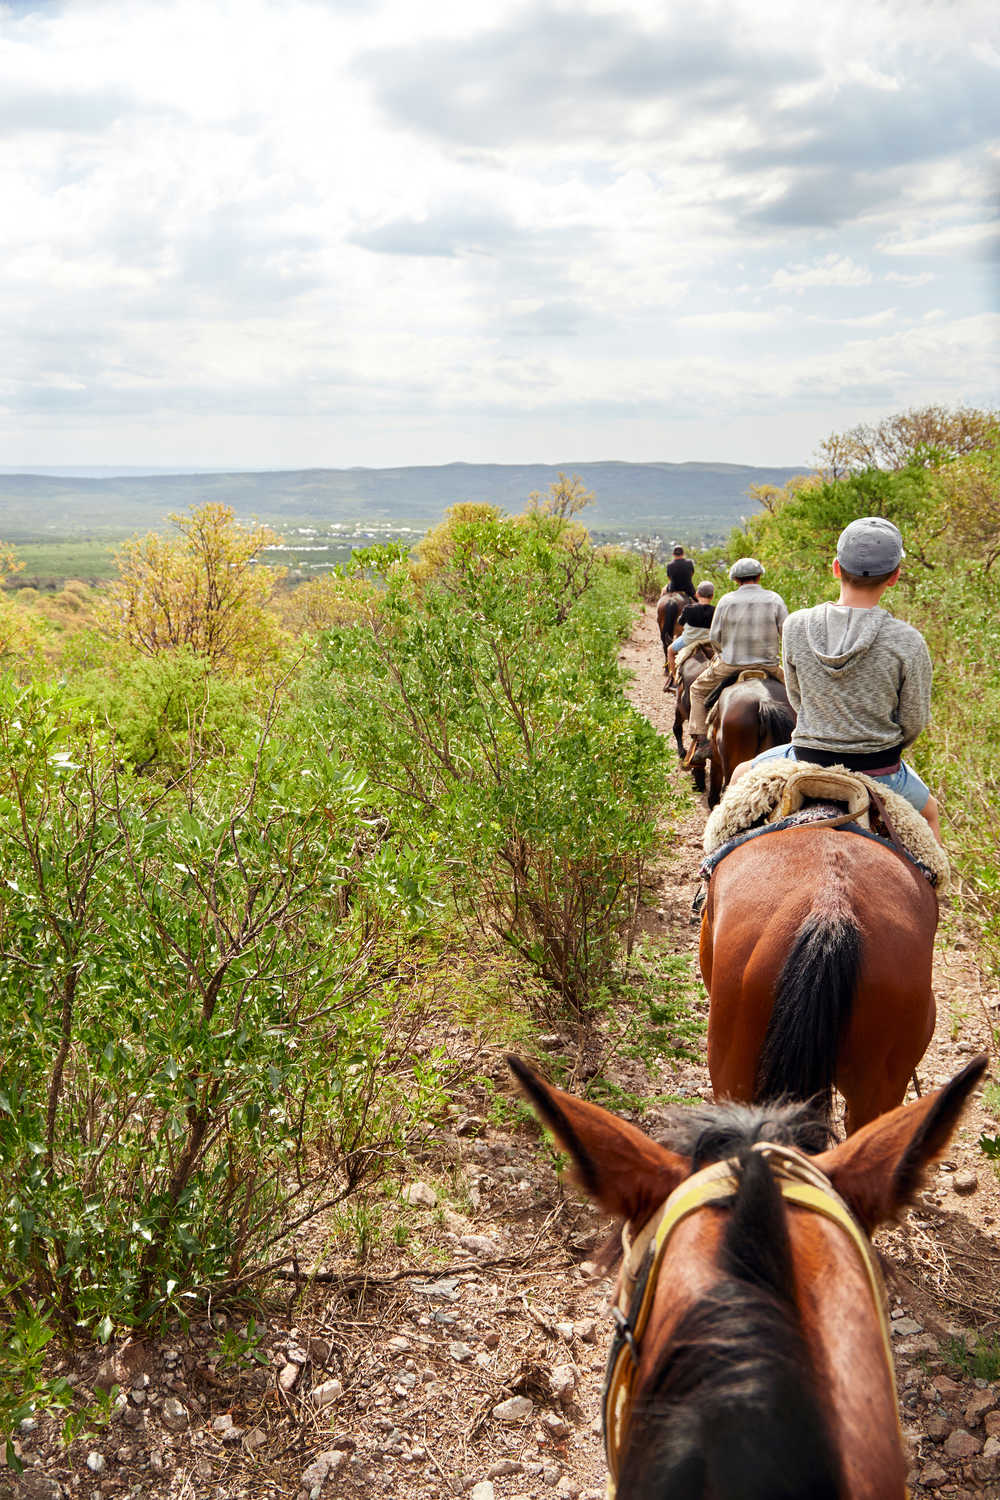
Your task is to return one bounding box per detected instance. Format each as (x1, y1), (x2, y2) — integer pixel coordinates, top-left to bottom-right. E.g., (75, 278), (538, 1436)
(755, 911), (861, 1117)
(756, 697), (795, 749)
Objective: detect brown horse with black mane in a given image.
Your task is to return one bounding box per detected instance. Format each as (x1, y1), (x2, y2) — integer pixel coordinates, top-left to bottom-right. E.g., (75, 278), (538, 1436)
(656, 588), (692, 671)
(510, 1053), (986, 1500)
(700, 823), (939, 1132)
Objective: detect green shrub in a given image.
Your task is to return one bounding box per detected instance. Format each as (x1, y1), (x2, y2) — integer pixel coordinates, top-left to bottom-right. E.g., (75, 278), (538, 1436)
(313, 512), (676, 1015)
(0, 681), (455, 1339)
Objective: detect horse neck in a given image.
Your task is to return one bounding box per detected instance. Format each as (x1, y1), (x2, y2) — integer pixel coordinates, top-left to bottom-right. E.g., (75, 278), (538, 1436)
(787, 1212), (906, 1500)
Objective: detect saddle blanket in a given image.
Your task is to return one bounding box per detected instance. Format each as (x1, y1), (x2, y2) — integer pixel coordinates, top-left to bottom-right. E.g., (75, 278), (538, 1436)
(702, 759), (950, 893)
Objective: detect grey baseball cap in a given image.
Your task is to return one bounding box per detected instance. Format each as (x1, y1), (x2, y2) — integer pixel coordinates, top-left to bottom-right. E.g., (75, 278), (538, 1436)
(836, 517), (904, 576)
(729, 557), (764, 580)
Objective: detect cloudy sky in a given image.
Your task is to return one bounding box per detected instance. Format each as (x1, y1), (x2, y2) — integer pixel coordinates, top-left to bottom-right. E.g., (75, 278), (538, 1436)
(2, 0), (998, 470)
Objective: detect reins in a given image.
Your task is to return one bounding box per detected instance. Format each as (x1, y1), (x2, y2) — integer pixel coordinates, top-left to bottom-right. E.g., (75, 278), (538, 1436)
(602, 1142), (899, 1499)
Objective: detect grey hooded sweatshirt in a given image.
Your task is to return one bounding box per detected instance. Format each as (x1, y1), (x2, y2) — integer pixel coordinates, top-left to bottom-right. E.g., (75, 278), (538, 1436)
(782, 602), (932, 760)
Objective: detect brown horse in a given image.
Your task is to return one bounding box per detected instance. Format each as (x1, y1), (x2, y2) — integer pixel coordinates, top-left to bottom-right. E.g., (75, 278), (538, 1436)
(656, 589), (691, 670)
(671, 644), (715, 792)
(509, 1053), (986, 1500)
(700, 824), (938, 1132)
(707, 675), (795, 807)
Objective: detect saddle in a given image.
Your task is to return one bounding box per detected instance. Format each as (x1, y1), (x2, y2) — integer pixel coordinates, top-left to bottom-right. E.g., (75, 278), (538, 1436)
(674, 637), (714, 673)
(703, 665), (783, 716)
(701, 760), (950, 892)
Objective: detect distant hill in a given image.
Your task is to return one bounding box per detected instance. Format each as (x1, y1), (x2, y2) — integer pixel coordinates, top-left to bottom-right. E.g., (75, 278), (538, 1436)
(0, 460), (810, 543)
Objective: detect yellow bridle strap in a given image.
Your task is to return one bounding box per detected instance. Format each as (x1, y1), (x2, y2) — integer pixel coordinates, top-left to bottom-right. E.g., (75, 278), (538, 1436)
(603, 1144), (898, 1499)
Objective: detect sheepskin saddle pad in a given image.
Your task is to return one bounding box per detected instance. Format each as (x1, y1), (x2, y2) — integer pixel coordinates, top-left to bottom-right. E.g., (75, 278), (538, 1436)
(702, 759), (950, 892)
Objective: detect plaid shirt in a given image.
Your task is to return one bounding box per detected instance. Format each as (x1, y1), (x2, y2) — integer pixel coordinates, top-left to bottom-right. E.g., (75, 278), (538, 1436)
(710, 583), (788, 666)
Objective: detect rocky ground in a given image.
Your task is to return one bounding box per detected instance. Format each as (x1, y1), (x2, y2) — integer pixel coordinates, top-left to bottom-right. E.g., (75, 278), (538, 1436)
(8, 604), (999, 1500)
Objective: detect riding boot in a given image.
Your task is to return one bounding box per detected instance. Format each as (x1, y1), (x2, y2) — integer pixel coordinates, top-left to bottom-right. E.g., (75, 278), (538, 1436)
(684, 735), (711, 767)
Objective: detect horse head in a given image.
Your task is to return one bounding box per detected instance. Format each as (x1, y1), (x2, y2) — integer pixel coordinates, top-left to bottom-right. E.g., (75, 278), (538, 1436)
(509, 1053), (986, 1500)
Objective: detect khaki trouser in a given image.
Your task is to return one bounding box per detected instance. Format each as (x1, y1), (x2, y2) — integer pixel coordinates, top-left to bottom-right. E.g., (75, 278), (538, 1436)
(688, 658), (782, 736)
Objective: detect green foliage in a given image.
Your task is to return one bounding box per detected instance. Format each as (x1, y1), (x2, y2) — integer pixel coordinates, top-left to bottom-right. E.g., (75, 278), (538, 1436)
(941, 1333), (1000, 1383)
(0, 680), (458, 1338)
(73, 643), (258, 773)
(314, 510), (676, 1015)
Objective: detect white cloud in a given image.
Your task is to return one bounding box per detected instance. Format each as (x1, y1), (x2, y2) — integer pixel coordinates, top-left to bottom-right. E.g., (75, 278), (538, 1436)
(0, 0), (997, 470)
(771, 256), (873, 289)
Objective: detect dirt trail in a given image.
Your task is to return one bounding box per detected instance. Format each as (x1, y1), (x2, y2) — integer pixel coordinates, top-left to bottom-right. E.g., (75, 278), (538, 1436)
(621, 603), (1000, 1498)
(19, 606), (999, 1500)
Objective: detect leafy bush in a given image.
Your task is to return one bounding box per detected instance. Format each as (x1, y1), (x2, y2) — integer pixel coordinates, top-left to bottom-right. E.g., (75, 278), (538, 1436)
(314, 510), (676, 1015)
(0, 682), (456, 1338)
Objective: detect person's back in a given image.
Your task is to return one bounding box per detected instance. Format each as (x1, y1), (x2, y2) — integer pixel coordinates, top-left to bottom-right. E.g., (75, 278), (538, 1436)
(667, 546), (695, 597)
(783, 603), (930, 762)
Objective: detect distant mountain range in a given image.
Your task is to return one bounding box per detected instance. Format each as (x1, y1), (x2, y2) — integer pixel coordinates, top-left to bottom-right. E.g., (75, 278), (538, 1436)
(0, 460), (810, 542)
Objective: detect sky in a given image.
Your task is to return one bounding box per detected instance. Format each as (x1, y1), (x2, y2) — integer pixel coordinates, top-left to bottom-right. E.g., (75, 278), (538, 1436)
(1, 0), (998, 470)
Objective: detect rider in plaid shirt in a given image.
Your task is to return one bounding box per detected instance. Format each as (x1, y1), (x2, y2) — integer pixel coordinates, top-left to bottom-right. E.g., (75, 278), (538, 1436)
(685, 558), (788, 764)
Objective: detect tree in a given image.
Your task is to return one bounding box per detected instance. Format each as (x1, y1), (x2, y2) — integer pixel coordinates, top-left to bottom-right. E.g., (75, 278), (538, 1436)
(100, 503), (286, 668)
(816, 406), (999, 477)
(527, 472), (593, 521)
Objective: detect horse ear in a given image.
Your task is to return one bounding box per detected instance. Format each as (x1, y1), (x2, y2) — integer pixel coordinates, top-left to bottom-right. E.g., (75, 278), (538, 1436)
(507, 1056), (688, 1225)
(816, 1055), (988, 1234)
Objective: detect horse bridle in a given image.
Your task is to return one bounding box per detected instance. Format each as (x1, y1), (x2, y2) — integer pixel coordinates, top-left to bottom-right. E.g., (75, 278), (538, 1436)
(601, 1142), (899, 1499)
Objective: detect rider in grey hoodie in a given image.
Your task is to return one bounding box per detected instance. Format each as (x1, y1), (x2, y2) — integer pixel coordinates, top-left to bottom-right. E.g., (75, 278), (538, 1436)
(733, 517), (941, 843)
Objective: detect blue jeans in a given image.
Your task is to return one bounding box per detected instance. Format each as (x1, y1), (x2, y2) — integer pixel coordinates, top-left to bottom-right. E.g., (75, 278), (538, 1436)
(750, 743), (932, 813)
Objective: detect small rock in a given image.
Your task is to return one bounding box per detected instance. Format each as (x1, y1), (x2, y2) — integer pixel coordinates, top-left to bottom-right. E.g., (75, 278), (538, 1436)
(86, 1453), (106, 1474)
(575, 1319), (597, 1344)
(300, 1449), (347, 1490)
(121, 1404), (145, 1431)
(285, 1344), (309, 1365)
(486, 1460), (524, 1479)
(459, 1234), (500, 1258)
(402, 1181), (437, 1209)
(965, 1390), (996, 1426)
(539, 1034), (562, 1050)
(470, 1484), (495, 1500)
(220, 1425), (244, 1444)
(542, 1412), (570, 1439)
(952, 1169), (979, 1195)
(550, 1364), (578, 1406)
(542, 1463), (561, 1484)
(455, 1116), (486, 1137)
(556, 1479), (580, 1498)
(449, 1342), (475, 1364)
(244, 1427), (268, 1451)
(309, 1336), (331, 1364)
(387, 1335), (411, 1352)
(493, 1395), (533, 1423)
(212, 1414), (234, 1433)
(278, 1362), (301, 1393)
(985, 1410), (1000, 1439)
(160, 1396), (189, 1433)
(924, 1414), (950, 1440)
(943, 1428), (981, 1459)
(311, 1379), (344, 1409)
(94, 1356), (124, 1393)
(555, 1323), (574, 1344)
(920, 1461), (948, 1487)
(932, 1374), (962, 1395)
(890, 1317), (922, 1338)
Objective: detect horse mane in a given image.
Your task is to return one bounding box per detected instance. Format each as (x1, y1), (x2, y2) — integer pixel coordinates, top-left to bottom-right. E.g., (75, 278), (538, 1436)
(659, 1097), (834, 1166)
(620, 1146), (843, 1500)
